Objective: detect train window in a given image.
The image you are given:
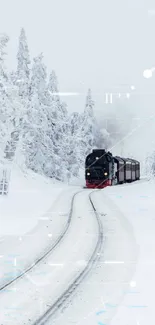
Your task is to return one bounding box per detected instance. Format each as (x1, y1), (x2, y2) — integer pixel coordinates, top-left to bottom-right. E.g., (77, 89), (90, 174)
(126, 163), (130, 171)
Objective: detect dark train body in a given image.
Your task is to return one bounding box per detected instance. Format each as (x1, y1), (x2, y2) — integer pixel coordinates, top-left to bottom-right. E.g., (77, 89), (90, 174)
(85, 149), (140, 189)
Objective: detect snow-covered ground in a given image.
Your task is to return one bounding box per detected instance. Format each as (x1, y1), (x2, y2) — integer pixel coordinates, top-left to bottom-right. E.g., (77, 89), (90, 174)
(0, 190), (99, 324)
(0, 167), (67, 236)
(46, 178), (155, 325)
(1, 174), (155, 325)
(106, 178), (155, 325)
(0, 167), (81, 289)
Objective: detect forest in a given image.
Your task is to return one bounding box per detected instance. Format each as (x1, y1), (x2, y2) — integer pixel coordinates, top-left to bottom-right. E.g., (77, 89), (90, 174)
(0, 28), (110, 181)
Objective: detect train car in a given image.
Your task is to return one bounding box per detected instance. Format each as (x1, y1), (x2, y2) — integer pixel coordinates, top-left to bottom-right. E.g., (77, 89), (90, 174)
(122, 158), (132, 182)
(85, 149), (140, 189)
(113, 156), (125, 184)
(129, 159), (136, 181)
(133, 159), (140, 180)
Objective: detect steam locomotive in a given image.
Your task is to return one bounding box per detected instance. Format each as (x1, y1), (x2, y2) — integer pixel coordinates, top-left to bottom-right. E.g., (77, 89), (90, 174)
(85, 149), (140, 189)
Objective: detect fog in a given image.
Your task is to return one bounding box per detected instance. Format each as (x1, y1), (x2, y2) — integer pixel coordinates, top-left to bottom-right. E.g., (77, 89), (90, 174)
(0, 0), (155, 161)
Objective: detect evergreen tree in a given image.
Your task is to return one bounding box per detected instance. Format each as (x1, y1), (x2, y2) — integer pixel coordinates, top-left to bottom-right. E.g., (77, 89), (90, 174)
(65, 112), (82, 178)
(145, 151), (155, 178)
(48, 70), (59, 93)
(79, 89), (96, 157)
(0, 34), (9, 79)
(47, 71), (68, 180)
(23, 54), (48, 174)
(0, 34), (13, 161)
(0, 27), (115, 183)
(0, 34), (23, 165)
(17, 28), (30, 98)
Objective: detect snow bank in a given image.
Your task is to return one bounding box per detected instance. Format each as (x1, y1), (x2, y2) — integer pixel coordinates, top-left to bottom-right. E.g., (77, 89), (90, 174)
(104, 179), (155, 325)
(0, 190), (98, 325)
(0, 166), (80, 289)
(48, 179), (155, 325)
(0, 167), (66, 236)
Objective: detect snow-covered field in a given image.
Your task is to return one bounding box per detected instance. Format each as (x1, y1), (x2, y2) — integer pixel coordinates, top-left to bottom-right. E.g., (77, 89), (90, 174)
(0, 167), (67, 236)
(44, 178), (155, 325)
(0, 167), (81, 289)
(0, 172), (155, 325)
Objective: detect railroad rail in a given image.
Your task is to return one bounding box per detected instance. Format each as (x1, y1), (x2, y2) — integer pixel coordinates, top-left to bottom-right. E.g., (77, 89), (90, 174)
(33, 191), (103, 325)
(0, 190), (82, 291)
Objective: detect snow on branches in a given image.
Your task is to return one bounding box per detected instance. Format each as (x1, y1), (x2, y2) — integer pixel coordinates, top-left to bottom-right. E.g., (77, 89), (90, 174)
(0, 28), (109, 181)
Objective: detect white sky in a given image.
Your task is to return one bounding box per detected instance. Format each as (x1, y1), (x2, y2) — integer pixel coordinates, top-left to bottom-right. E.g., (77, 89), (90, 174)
(0, 0), (155, 115)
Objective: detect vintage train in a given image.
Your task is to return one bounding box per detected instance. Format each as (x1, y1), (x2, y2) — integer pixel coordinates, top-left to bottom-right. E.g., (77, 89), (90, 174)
(85, 149), (140, 189)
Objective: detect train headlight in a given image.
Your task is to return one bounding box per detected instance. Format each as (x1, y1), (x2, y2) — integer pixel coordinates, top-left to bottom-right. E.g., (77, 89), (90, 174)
(87, 172), (90, 176)
(104, 172), (108, 176)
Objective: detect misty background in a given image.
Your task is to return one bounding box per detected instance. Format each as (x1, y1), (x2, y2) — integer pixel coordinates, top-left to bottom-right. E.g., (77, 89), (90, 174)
(1, 0), (155, 164)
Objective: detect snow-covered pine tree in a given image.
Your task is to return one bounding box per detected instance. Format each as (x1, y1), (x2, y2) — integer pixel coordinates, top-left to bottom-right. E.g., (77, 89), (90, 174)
(0, 28), (116, 183)
(0, 34), (10, 161)
(71, 89), (109, 175)
(48, 70), (58, 94)
(0, 34), (16, 162)
(23, 54), (49, 174)
(6, 28), (31, 169)
(48, 70), (67, 120)
(145, 151), (155, 179)
(65, 112), (82, 178)
(79, 89), (96, 157)
(62, 89), (98, 178)
(47, 71), (69, 181)
(0, 34), (9, 79)
(0, 33), (24, 182)
(17, 28), (30, 98)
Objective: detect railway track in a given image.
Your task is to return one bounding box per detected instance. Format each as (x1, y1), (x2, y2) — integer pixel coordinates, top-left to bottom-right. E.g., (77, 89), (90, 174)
(33, 191), (103, 325)
(0, 190), (82, 292)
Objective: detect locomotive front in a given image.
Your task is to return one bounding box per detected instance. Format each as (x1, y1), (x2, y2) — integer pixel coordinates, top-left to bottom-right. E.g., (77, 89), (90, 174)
(85, 149), (113, 188)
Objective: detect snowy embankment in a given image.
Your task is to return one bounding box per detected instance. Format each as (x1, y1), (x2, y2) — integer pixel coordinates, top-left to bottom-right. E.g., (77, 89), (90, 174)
(0, 190), (98, 325)
(107, 178), (155, 325)
(1, 175), (154, 325)
(49, 178), (155, 325)
(0, 167), (80, 288)
(51, 187), (139, 325)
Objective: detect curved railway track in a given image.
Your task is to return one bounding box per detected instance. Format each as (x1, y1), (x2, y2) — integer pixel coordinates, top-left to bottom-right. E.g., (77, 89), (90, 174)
(33, 190), (103, 325)
(0, 190), (82, 292)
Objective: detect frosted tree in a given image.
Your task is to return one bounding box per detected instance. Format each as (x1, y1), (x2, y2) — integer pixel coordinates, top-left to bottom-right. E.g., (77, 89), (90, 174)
(79, 89), (96, 157)
(46, 71), (68, 180)
(145, 151), (155, 179)
(30, 53), (46, 98)
(65, 112), (82, 178)
(48, 70), (67, 119)
(23, 54), (47, 173)
(0, 34), (14, 162)
(48, 70), (59, 93)
(23, 54), (62, 179)
(7, 28), (31, 168)
(1, 29), (110, 183)
(0, 34), (9, 78)
(17, 28), (30, 98)
(0, 34), (24, 174)
(65, 91), (97, 179)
